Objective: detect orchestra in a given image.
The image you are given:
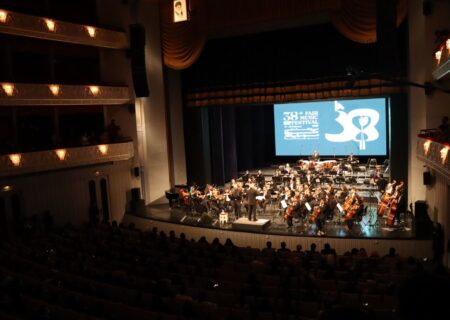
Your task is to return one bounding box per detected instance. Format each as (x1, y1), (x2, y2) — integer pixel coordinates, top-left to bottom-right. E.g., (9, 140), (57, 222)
(177, 153), (405, 236)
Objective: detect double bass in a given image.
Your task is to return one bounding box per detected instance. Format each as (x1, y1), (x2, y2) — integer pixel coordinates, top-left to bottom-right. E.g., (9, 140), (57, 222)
(377, 180), (396, 217)
(386, 181), (404, 226)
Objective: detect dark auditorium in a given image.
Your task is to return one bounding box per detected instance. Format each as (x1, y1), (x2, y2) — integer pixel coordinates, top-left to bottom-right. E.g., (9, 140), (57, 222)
(1, 0), (450, 319)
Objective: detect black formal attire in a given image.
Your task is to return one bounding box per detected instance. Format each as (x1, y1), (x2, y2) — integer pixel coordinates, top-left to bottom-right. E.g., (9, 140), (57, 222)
(246, 187), (258, 221)
(230, 188), (243, 218)
(256, 174), (265, 188)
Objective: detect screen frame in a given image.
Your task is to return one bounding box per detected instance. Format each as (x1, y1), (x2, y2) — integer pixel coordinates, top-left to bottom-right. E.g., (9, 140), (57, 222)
(273, 96), (391, 158)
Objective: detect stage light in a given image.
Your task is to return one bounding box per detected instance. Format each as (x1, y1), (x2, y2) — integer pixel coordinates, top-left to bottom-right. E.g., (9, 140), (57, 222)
(45, 19), (56, 31)
(89, 86), (99, 95)
(49, 84), (60, 96)
(447, 39), (450, 52)
(94, 170), (101, 176)
(435, 50), (442, 64)
(85, 26), (96, 37)
(2, 185), (11, 192)
(55, 149), (67, 161)
(440, 146), (449, 164)
(97, 145), (108, 155)
(423, 140), (431, 156)
(2, 83), (14, 96)
(0, 10), (8, 23)
(9, 154), (21, 167)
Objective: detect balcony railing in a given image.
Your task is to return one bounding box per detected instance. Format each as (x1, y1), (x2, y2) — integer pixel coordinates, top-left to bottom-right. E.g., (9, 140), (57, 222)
(0, 9), (128, 49)
(0, 83), (132, 106)
(0, 141), (134, 177)
(417, 134), (450, 179)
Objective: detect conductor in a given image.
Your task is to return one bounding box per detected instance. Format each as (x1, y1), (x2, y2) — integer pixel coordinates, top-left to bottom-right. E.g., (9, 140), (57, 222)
(246, 183), (258, 221)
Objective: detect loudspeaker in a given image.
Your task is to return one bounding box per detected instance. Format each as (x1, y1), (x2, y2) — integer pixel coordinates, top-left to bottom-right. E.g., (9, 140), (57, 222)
(131, 187), (141, 201)
(423, 171), (431, 185)
(423, 0), (432, 16)
(129, 24), (149, 97)
(376, 0), (397, 76)
(414, 200), (432, 237)
(133, 167), (140, 177)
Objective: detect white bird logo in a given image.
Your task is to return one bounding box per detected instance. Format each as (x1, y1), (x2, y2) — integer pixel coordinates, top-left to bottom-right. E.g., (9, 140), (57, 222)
(325, 101), (379, 150)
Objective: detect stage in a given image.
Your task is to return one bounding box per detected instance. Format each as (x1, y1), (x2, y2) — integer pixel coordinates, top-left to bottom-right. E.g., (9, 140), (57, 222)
(135, 202), (416, 239)
(159, 160), (416, 239)
(124, 208), (432, 258)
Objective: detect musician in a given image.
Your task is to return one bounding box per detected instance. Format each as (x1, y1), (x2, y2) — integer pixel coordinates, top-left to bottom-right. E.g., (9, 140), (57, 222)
(324, 193), (337, 220)
(258, 185), (272, 213)
(311, 150), (320, 161)
(246, 183), (258, 221)
(343, 188), (363, 232)
(315, 199), (327, 236)
(285, 195), (300, 228)
(385, 179), (397, 195)
(241, 170), (251, 184)
(374, 173), (388, 192)
(305, 170), (316, 186)
(255, 170), (265, 188)
(230, 182), (243, 218)
(347, 153), (357, 163)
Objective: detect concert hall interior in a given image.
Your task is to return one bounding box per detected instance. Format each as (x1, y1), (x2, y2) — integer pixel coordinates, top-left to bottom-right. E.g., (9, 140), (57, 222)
(1, 1), (450, 319)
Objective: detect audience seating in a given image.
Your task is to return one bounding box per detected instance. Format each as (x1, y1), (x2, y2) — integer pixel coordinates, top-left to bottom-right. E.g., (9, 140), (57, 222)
(0, 221), (447, 320)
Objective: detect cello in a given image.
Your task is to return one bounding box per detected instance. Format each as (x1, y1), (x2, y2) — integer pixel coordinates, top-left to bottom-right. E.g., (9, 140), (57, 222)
(310, 206), (321, 222)
(386, 181), (404, 226)
(310, 199), (325, 222)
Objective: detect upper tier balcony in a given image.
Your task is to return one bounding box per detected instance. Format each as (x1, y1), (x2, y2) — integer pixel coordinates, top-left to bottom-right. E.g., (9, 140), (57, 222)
(0, 9), (128, 49)
(0, 140), (134, 178)
(417, 133), (450, 180)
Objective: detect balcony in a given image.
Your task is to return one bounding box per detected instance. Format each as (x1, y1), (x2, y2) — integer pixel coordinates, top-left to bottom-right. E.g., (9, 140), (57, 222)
(0, 83), (132, 106)
(432, 37), (450, 80)
(0, 9), (128, 49)
(417, 134), (450, 179)
(0, 141), (134, 177)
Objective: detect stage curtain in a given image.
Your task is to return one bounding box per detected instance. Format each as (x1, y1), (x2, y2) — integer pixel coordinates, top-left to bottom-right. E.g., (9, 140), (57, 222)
(331, 0), (408, 43)
(186, 77), (404, 107)
(160, 0), (340, 70)
(160, 0), (207, 70)
(160, 0), (407, 69)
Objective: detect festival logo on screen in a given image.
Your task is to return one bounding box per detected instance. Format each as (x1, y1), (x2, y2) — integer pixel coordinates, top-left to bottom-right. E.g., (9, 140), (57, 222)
(283, 111), (319, 140)
(325, 101), (379, 150)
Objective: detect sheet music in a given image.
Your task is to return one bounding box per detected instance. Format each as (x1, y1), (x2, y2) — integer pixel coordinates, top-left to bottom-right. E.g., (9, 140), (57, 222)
(281, 200), (288, 208)
(336, 203), (343, 213)
(305, 202), (312, 211)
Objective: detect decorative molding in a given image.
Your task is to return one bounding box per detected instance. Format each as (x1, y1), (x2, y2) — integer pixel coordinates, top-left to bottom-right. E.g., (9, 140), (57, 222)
(0, 141), (134, 177)
(417, 136), (450, 180)
(0, 83), (132, 105)
(0, 9), (128, 49)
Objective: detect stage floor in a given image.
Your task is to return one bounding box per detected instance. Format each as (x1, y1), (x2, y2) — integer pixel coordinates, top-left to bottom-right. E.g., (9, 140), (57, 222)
(137, 203), (416, 239)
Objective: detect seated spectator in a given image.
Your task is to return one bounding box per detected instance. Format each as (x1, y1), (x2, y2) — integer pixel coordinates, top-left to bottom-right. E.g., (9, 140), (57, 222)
(320, 243), (337, 256)
(307, 243), (318, 256)
(278, 241), (291, 253)
(384, 247), (398, 258)
(398, 273), (450, 320)
(262, 241), (275, 255)
(438, 116), (449, 141)
(106, 119), (122, 142)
